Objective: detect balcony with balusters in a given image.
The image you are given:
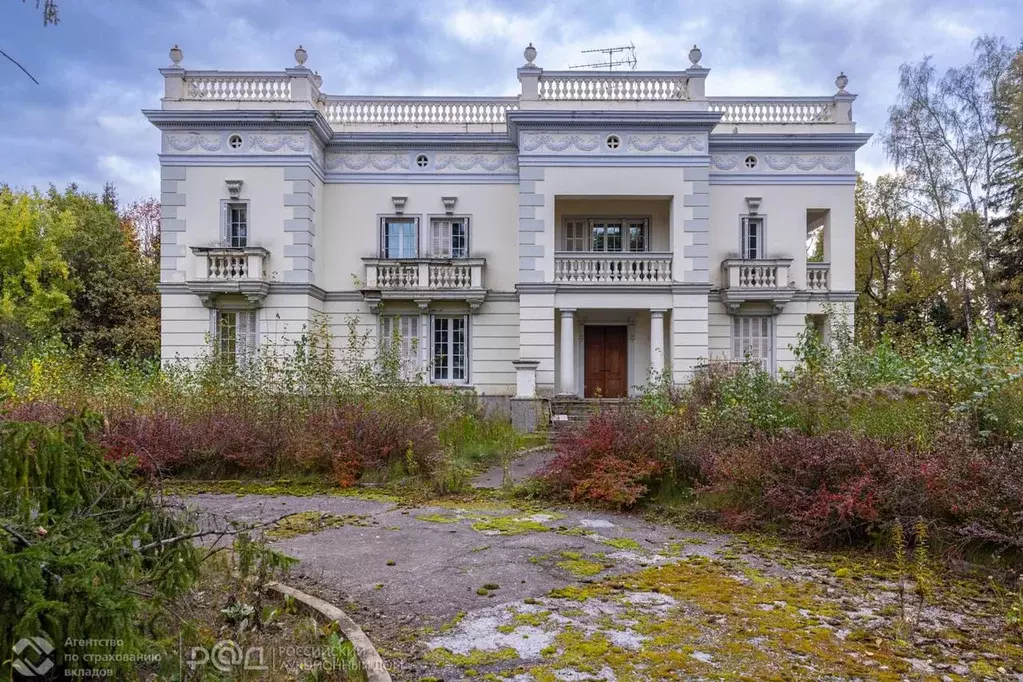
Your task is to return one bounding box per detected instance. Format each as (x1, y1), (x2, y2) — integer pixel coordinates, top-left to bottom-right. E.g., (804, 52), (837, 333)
(361, 258), (487, 309)
(719, 258), (796, 311)
(187, 245), (270, 307)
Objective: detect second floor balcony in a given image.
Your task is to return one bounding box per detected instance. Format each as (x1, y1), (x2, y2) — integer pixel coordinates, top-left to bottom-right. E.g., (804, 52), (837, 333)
(187, 245), (270, 306)
(720, 259), (832, 310)
(554, 252), (673, 285)
(361, 258), (487, 308)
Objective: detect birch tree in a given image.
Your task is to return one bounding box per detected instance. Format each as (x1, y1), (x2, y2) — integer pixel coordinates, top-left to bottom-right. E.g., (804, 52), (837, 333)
(882, 36), (1016, 331)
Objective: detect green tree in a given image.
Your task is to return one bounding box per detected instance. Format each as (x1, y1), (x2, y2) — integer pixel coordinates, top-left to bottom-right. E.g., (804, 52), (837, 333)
(47, 186), (160, 361)
(993, 48), (1023, 323)
(855, 175), (949, 339)
(0, 187), (73, 357)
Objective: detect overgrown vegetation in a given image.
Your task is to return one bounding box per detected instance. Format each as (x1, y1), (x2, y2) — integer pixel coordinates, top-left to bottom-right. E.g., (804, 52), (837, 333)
(540, 321), (1023, 571)
(0, 316), (529, 494)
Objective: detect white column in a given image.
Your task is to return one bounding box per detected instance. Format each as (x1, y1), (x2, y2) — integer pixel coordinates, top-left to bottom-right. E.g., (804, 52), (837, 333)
(558, 308), (576, 395)
(416, 300), (430, 380)
(650, 309), (666, 377)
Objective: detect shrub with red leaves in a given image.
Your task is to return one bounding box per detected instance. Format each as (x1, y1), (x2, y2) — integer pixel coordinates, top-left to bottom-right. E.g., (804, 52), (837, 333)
(703, 428), (1023, 550)
(540, 408), (668, 509)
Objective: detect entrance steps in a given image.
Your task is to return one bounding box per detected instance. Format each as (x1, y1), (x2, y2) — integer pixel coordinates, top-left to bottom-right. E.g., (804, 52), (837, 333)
(549, 397), (633, 433)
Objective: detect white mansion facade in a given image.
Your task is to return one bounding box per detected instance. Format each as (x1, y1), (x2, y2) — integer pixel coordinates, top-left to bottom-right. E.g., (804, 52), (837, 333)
(147, 43), (867, 426)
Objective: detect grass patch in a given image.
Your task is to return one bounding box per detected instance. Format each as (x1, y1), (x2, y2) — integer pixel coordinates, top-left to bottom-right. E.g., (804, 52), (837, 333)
(424, 646), (518, 668)
(471, 515), (551, 536)
(556, 552), (606, 578)
(265, 511), (371, 539)
(415, 513), (459, 524)
(601, 537), (641, 551)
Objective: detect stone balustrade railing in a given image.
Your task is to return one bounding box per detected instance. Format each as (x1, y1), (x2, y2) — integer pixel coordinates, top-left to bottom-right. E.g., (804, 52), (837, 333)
(554, 252), (673, 284)
(161, 45), (853, 126)
(183, 72), (292, 102)
(363, 258), (485, 290)
(707, 97), (837, 124)
(536, 72), (689, 101)
(721, 258), (793, 290)
(321, 96), (518, 125)
(191, 246), (269, 281)
(806, 263), (830, 291)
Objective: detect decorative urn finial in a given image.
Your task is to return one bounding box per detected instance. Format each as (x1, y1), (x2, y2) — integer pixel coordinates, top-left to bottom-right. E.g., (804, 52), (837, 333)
(688, 44), (702, 66)
(836, 71), (849, 93)
(312, 71), (323, 88)
(523, 42), (537, 66)
(294, 45), (308, 67)
(169, 44), (183, 67)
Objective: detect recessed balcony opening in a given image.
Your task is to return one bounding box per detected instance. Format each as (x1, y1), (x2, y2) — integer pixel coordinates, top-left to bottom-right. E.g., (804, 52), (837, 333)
(806, 208), (831, 291)
(554, 197), (673, 284)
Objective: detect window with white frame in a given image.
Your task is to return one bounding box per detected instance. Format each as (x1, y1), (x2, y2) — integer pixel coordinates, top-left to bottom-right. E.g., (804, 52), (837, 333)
(223, 201), (248, 247)
(430, 218), (468, 258)
(381, 217), (418, 258)
(562, 218), (649, 252)
(215, 310), (258, 365)
(732, 316), (772, 370)
(432, 315), (467, 383)
(564, 220), (587, 251)
(741, 216), (764, 260)
(380, 315), (420, 379)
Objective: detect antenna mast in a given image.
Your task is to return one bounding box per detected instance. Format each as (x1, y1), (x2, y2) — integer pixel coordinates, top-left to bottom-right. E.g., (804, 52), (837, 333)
(569, 42), (637, 70)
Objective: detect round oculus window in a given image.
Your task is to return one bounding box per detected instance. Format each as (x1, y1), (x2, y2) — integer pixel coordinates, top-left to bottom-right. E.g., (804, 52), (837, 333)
(744, 155), (758, 169)
(227, 134), (243, 150)
(415, 154), (429, 167)
(605, 134), (621, 150)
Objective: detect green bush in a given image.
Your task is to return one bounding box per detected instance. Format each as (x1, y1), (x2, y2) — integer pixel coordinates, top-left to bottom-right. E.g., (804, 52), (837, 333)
(0, 414), (199, 677)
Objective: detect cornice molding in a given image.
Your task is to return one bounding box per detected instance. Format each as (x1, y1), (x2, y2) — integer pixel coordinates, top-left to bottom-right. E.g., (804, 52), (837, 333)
(143, 109), (334, 145)
(507, 109), (722, 138)
(709, 133), (872, 152)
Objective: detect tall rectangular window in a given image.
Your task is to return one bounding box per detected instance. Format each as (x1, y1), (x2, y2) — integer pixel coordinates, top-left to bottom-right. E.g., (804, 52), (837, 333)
(732, 316), (772, 370)
(564, 220), (587, 251)
(216, 310), (258, 366)
(430, 218), (468, 258)
(626, 219), (647, 252)
(224, 202), (248, 247)
(381, 217), (418, 258)
(432, 315), (467, 383)
(380, 315), (420, 379)
(742, 217), (764, 260)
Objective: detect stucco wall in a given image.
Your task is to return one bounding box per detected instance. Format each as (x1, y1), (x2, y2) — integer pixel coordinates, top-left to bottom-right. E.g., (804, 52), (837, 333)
(708, 183), (855, 290)
(320, 183), (520, 292)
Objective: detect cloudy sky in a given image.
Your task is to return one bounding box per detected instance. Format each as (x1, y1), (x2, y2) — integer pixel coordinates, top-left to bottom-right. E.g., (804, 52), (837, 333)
(1, 0), (1020, 203)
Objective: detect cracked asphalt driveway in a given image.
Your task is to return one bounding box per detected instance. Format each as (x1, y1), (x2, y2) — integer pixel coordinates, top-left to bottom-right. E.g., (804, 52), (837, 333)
(184, 463), (1023, 681)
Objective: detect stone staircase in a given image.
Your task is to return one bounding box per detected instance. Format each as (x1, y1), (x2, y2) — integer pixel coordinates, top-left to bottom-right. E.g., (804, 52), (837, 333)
(549, 398), (632, 434)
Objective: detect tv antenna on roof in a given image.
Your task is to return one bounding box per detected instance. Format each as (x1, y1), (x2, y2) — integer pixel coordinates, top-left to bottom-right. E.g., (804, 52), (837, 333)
(569, 43), (637, 70)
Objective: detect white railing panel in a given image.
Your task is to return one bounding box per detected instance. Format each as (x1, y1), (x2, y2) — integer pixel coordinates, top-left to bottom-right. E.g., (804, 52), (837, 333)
(538, 72), (688, 101)
(184, 73), (292, 101)
(708, 97), (836, 124)
(553, 253), (673, 284)
(807, 264), (830, 291)
(322, 98), (518, 125)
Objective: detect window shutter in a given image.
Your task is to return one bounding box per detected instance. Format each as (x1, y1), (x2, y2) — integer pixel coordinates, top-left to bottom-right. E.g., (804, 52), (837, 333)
(221, 202), (229, 243)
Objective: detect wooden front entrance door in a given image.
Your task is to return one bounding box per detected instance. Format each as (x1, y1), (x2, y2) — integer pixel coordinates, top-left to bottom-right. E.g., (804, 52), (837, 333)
(583, 326), (628, 398)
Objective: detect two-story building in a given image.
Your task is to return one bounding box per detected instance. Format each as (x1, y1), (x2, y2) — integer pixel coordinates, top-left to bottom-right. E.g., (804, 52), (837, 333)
(146, 43), (868, 429)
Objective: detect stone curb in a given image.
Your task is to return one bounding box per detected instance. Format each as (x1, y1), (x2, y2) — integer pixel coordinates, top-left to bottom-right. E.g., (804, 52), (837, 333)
(267, 581), (392, 682)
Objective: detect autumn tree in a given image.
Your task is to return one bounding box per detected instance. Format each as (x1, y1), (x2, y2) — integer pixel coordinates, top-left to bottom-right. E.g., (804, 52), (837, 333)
(855, 175), (950, 338)
(0, 187), (73, 358)
(121, 197), (162, 262)
(882, 36), (1017, 332)
(47, 187), (160, 361)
